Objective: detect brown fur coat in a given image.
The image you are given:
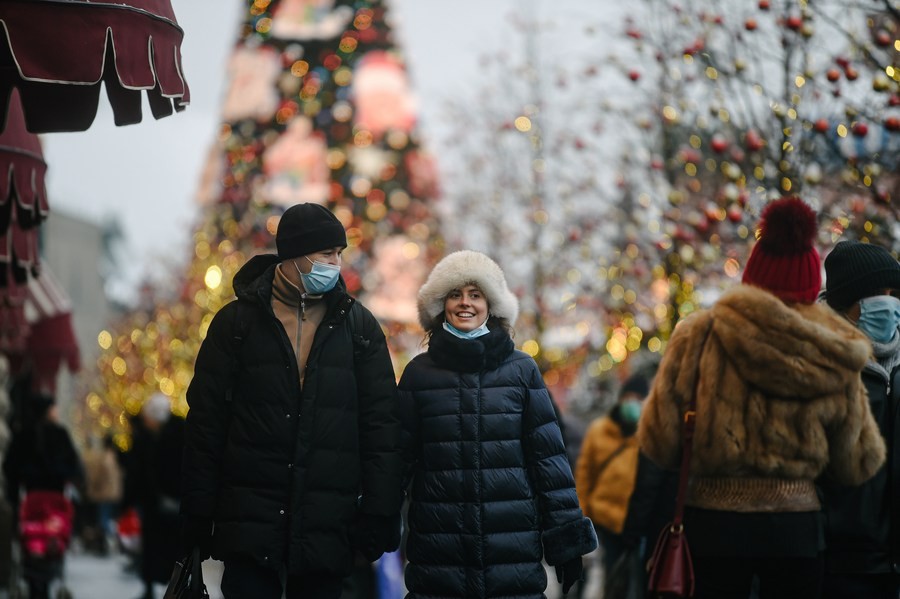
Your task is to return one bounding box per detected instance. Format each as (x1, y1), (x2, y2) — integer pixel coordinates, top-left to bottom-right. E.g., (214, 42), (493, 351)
(639, 284), (885, 489)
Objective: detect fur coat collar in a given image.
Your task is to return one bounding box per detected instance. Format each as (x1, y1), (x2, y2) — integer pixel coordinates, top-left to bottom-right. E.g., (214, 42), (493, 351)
(711, 284), (870, 398)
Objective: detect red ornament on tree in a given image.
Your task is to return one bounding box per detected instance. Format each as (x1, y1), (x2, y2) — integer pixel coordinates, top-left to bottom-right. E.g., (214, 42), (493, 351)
(885, 117), (900, 132)
(745, 18), (758, 31)
(852, 122), (869, 137)
(813, 119), (830, 133)
(785, 15), (803, 30)
(826, 68), (841, 82)
(710, 136), (729, 153)
(746, 129), (764, 151)
(758, 0), (770, 8)
(875, 31), (892, 47)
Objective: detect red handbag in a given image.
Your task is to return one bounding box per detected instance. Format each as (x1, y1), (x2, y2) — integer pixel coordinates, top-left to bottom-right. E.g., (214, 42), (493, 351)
(646, 513), (694, 597)
(646, 321), (711, 598)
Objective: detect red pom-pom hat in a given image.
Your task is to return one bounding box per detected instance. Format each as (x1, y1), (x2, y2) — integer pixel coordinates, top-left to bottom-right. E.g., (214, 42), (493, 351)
(741, 197), (821, 304)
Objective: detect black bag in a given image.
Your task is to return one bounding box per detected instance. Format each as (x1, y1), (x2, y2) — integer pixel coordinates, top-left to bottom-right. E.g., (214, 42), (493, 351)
(163, 547), (209, 599)
(604, 546), (646, 599)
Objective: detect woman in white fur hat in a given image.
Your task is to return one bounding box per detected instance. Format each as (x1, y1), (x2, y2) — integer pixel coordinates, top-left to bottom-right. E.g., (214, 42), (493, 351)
(398, 250), (597, 599)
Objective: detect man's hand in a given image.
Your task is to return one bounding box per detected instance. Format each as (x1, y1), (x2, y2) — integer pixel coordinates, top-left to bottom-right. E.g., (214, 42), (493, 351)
(182, 516), (213, 561)
(351, 512), (401, 562)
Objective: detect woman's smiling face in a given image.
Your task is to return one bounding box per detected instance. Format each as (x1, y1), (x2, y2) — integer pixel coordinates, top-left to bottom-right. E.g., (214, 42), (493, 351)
(444, 285), (489, 332)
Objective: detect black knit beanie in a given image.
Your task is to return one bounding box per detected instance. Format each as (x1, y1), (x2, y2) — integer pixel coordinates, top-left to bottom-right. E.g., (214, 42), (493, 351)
(824, 240), (900, 310)
(275, 203), (347, 260)
(619, 374), (649, 399)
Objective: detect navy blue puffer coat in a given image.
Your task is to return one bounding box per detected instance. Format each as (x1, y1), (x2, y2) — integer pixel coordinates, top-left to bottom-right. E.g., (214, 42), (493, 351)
(398, 325), (596, 598)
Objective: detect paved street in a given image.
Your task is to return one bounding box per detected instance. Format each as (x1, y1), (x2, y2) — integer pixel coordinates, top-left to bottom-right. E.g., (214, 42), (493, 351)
(7, 548), (224, 599)
(15, 549), (591, 599)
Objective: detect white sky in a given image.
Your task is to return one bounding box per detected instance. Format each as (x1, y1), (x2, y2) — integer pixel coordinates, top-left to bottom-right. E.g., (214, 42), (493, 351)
(40, 0), (603, 302)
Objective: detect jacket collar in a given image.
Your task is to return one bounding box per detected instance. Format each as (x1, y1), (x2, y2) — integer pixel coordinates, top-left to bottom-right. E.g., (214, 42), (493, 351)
(427, 325), (515, 373)
(232, 254), (352, 317)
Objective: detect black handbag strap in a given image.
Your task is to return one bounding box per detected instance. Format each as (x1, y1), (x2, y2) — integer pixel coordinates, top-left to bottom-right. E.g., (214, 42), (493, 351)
(672, 317), (714, 530)
(190, 546), (204, 599)
(593, 440), (630, 482)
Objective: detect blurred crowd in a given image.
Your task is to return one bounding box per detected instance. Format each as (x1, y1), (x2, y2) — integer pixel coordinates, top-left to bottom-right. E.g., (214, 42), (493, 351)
(0, 199), (897, 599)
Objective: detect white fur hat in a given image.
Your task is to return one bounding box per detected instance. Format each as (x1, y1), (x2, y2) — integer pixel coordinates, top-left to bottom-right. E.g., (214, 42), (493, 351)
(417, 250), (519, 330)
(142, 392), (172, 424)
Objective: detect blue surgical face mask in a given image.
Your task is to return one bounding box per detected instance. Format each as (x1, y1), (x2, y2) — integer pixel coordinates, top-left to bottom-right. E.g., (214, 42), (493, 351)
(619, 399), (643, 425)
(857, 295), (900, 344)
(294, 257), (340, 295)
(442, 319), (490, 339)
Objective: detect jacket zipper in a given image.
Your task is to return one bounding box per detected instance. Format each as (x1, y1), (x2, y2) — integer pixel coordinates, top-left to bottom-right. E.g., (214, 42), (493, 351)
(296, 295), (305, 391)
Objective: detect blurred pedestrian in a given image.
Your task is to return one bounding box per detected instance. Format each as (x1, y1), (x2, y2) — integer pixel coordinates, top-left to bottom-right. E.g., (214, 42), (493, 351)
(3, 394), (82, 599)
(575, 374), (648, 575)
(122, 393), (184, 599)
(82, 433), (123, 555)
(398, 250), (597, 598)
(819, 240), (900, 599)
(181, 203), (403, 599)
(638, 197), (886, 599)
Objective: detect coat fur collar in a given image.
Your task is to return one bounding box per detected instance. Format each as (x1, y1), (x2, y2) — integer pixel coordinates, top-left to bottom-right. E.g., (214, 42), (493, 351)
(711, 285), (871, 399)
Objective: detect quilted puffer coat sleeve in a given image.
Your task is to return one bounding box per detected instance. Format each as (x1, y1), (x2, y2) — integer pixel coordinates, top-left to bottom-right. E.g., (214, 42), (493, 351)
(354, 306), (403, 516)
(521, 359), (598, 566)
(182, 302), (238, 519)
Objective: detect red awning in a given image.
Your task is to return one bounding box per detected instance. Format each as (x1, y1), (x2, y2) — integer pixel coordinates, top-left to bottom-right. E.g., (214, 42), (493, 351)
(0, 0), (190, 133)
(24, 262), (80, 378)
(7, 262), (80, 394)
(0, 89), (46, 272)
(0, 89), (45, 354)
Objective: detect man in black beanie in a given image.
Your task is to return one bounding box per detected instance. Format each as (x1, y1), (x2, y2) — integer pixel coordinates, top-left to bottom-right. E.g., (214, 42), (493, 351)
(821, 240), (900, 599)
(181, 203), (403, 599)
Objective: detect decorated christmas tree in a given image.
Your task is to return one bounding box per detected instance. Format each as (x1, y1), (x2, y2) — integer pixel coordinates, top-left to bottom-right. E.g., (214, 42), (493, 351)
(77, 0), (441, 444)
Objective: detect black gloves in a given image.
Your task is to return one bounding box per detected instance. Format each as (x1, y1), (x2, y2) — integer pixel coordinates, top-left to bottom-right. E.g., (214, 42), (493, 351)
(555, 557), (584, 596)
(351, 512), (401, 562)
(182, 516), (213, 561)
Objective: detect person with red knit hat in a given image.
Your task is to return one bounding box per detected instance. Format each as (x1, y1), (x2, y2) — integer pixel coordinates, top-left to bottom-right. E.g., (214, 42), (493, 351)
(637, 197), (886, 598)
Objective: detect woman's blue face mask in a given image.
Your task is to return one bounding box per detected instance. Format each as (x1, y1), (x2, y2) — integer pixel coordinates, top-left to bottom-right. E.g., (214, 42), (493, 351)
(857, 294), (900, 343)
(443, 319), (490, 339)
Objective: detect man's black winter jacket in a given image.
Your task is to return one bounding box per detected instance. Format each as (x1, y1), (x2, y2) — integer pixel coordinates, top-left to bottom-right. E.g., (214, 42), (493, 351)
(181, 255), (402, 577)
(821, 358), (900, 575)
